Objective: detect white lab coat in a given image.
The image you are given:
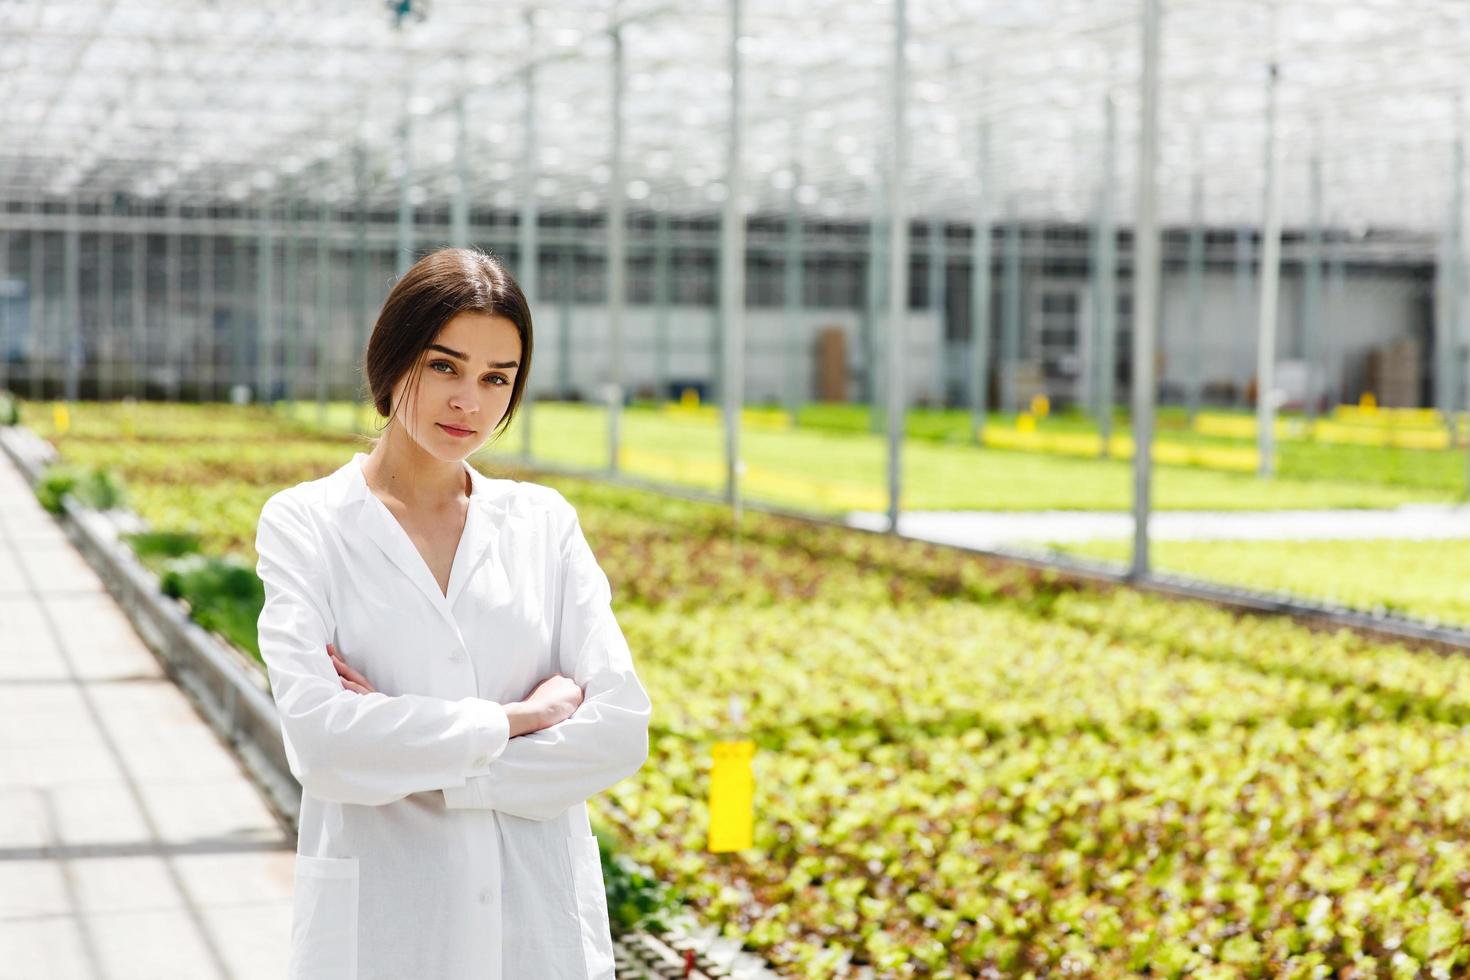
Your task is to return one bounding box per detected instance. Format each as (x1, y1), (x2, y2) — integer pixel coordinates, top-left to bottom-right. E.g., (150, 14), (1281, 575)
(254, 451), (652, 980)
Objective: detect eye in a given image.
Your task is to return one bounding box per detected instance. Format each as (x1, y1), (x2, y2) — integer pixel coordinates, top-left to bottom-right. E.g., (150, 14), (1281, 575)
(429, 360), (455, 374)
(487, 374), (510, 386)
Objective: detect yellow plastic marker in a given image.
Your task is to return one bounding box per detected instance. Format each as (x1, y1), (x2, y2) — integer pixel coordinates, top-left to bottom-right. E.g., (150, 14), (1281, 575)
(707, 739), (755, 853)
(53, 403), (70, 435)
(708, 695), (754, 853)
(1016, 411), (1036, 434)
(681, 386), (699, 408)
(1030, 393), (1050, 419)
(1359, 391), (1377, 410)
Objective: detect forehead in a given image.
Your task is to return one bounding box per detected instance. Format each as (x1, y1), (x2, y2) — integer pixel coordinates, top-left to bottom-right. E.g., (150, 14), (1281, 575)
(433, 311), (521, 352)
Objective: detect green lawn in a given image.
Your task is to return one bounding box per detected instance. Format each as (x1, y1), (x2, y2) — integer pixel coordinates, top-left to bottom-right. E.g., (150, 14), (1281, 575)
(265, 399), (1454, 514)
(1055, 537), (1470, 628)
(794, 402), (1470, 495)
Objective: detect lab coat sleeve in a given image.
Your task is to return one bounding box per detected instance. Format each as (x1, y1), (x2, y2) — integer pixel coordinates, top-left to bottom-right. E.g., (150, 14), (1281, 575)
(442, 498), (652, 821)
(255, 492), (511, 807)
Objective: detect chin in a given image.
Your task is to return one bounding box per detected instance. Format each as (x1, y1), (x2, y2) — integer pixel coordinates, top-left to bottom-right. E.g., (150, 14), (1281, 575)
(415, 430), (471, 459)
(438, 442), (478, 461)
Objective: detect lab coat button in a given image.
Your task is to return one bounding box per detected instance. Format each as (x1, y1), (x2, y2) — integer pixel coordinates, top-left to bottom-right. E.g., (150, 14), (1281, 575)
(479, 887), (494, 905)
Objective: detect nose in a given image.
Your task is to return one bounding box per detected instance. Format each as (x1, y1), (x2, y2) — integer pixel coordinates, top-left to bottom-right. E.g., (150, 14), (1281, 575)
(448, 381), (479, 413)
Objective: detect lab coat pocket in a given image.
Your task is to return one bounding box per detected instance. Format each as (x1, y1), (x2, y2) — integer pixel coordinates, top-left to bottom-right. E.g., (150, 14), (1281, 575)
(288, 855), (360, 980)
(566, 835), (616, 980)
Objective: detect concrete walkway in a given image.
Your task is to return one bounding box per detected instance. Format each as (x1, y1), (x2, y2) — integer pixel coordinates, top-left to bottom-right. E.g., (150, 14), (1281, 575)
(845, 503), (1470, 548)
(0, 449), (294, 979)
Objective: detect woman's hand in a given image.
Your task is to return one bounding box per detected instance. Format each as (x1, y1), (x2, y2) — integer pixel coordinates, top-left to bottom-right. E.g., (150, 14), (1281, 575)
(504, 674), (584, 737)
(328, 643), (377, 695)
(327, 642), (579, 741)
(525, 674), (584, 726)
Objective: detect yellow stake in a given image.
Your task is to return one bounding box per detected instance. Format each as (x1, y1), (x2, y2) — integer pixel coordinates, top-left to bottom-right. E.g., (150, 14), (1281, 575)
(53, 403), (70, 436)
(707, 739), (755, 853)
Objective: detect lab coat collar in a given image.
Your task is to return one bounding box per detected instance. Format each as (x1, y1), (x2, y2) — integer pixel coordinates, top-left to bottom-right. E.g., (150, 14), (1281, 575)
(340, 451), (509, 631)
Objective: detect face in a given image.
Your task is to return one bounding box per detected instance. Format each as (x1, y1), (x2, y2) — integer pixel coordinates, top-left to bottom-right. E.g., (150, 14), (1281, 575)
(389, 311), (523, 461)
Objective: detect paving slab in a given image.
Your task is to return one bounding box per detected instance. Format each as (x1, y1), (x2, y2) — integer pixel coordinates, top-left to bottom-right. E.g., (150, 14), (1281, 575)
(0, 448), (294, 980)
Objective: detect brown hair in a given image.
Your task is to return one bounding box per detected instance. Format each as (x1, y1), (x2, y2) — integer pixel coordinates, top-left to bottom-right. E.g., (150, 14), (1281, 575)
(362, 247), (533, 440)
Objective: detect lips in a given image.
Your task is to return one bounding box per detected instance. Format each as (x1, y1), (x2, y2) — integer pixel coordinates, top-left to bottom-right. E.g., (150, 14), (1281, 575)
(437, 423), (476, 437)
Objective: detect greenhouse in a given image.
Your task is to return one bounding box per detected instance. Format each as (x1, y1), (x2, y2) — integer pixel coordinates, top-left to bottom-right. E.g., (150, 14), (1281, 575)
(4, 0), (1470, 977)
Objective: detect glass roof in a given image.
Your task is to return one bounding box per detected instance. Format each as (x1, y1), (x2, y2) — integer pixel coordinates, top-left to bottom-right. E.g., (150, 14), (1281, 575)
(3, 0), (1466, 234)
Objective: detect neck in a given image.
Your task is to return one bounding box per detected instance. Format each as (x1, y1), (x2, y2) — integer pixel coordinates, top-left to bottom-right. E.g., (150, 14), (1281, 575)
(362, 424), (470, 509)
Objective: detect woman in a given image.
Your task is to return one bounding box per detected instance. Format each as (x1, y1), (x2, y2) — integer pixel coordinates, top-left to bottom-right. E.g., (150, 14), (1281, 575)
(254, 247), (652, 980)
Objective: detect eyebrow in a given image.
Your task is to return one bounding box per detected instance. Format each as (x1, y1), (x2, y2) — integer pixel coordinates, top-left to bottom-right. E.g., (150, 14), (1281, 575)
(426, 344), (519, 369)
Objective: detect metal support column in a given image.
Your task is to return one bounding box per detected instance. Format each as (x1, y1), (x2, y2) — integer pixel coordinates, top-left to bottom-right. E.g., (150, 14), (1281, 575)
(233, 226), (249, 397)
(1000, 201), (1022, 416)
(353, 143), (370, 416)
(783, 160), (803, 424)
(1256, 57), (1283, 479)
(130, 214), (144, 399)
(397, 103), (415, 276)
(1452, 120), (1466, 443)
(654, 209), (671, 404)
(721, 0), (746, 510)
(1303, 147), (1324, 424)
(1095, 94), (1118, 450)
(864, 165), (886, 432)
(30, 224), (44, 400)
(1456, 111), (1470, 479)
(928, 217), (945, 403)
(257, 200), (275, 402)
(1326, 228), (1345, 408)
(283, 186), (299, 405)
(709, 255), (721, 407)
(452, 96), (470, 249)
(1130, 0), (1162, 580)
(97, 214), (113, 401)
(607, 26), (626, 473)
(519, 24), (539, 459)
(559, 241), (574, 399)
(1233, 225), (1252, 407)
(63, 197), (80, 402)
(970, 121), (993, 442)
(885, 0), (909, 533)
(1440, 203), (1458, 428)
(165, 198), (181, 401)
(316, 196), (331, 424)
(200, 216), (215, 401)
(0, 230), (8, 395)
(1185, 169), (1204, 421)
